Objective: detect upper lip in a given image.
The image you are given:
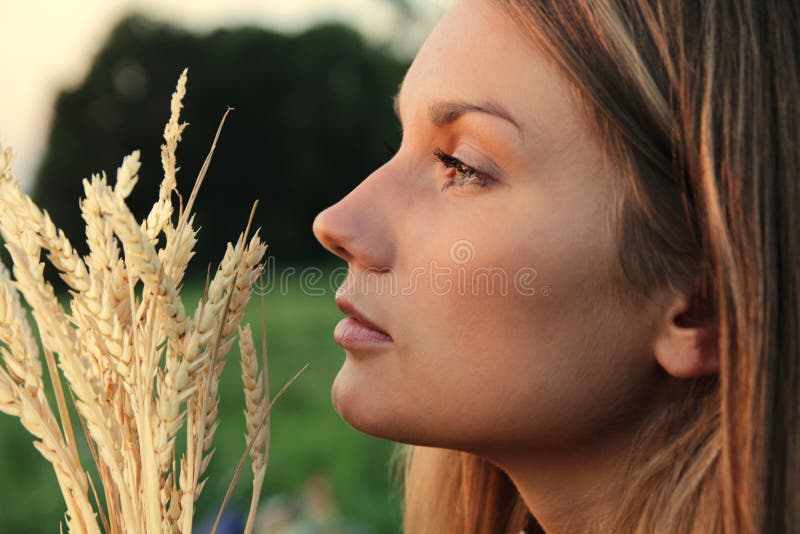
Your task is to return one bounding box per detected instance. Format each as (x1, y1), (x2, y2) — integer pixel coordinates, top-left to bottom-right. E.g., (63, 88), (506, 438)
(335, 295), (391, 337)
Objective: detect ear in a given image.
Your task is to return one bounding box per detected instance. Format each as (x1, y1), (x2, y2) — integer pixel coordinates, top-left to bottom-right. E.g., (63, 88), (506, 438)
(653, 292), (719, 378)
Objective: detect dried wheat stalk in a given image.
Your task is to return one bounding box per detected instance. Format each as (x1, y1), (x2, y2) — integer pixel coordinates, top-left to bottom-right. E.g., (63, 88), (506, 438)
(0, 70), (295, 533)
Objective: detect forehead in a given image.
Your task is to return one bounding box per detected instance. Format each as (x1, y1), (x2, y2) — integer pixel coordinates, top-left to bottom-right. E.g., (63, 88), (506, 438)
(399, 0), (584, 145)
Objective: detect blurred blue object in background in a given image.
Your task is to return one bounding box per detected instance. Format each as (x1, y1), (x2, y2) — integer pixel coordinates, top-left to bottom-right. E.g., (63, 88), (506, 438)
(196, 508), (246, 534)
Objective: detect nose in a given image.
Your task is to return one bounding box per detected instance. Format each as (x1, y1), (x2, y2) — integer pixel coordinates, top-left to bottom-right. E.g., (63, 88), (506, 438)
(312, 178), (394, 271)
(313, 205), (353, 261)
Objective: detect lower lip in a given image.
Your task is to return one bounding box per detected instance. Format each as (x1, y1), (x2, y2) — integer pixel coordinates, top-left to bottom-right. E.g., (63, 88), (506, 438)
(333, 317), (393, 350)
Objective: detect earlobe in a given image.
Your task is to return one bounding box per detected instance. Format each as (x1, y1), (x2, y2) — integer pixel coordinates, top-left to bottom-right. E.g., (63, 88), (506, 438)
(653, 293), (719, 378)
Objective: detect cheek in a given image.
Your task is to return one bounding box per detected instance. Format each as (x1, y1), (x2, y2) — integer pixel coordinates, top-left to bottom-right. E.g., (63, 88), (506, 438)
(393, 230), (658, 450)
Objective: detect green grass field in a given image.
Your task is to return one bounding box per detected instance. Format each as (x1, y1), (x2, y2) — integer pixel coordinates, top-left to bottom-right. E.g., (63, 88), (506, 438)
(0, 270), (402, 533)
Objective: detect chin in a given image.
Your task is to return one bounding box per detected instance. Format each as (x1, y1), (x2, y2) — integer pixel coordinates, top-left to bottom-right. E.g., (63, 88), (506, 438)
(330, 365), (416, 444)
(331, 376), (450, 452)
(331, 365), (381, 434)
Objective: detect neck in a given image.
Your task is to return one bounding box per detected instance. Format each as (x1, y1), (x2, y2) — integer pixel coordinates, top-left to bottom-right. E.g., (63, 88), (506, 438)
(483, 380), (674, 533)
(495, 434), (630, 532)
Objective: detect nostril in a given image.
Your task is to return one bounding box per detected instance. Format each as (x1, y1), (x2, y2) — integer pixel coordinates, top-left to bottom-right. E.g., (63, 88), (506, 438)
(334, 245), (352, 261)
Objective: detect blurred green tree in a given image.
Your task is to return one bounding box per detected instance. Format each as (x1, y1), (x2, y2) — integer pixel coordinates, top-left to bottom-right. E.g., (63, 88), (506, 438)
(33, 14), (408, 270)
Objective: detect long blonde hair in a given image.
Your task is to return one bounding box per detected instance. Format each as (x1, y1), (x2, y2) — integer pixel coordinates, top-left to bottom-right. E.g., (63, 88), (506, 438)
(399, 1), (800, 532)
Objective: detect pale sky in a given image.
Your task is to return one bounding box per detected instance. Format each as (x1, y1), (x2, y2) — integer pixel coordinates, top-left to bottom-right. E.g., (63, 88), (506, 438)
(0, 0), (449, 191)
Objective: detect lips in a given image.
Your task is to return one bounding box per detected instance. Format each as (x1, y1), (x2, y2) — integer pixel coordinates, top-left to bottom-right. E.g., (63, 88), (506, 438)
(334, 295), (392, 338)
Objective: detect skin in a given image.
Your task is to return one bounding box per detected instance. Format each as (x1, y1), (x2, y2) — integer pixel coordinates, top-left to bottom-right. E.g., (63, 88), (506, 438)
(313, 0), (717, 531)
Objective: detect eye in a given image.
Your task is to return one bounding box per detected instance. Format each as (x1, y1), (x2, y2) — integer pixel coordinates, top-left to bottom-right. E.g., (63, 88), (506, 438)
(433, 147), (494, 192)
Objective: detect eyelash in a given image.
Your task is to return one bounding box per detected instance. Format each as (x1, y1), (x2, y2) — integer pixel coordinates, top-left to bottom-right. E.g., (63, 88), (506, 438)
(382, 142), (494, 193)
(433, 148), (492, 192)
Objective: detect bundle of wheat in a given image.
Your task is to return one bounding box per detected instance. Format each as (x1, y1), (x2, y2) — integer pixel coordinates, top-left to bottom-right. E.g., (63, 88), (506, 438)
(0, 70), (304, 534)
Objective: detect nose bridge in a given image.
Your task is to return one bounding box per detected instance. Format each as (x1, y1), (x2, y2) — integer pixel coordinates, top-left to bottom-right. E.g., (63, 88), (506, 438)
(312, 169), (395, 271)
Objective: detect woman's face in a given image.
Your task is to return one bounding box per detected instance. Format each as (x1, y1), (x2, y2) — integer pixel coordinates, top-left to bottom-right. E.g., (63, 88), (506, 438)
(313, 0), (666, 459)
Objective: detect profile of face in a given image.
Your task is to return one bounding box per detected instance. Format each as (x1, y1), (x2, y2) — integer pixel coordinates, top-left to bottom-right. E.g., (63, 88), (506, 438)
(313, 0), (677, 462)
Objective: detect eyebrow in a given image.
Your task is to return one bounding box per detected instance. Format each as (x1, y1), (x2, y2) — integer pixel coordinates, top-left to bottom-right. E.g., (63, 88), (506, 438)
(393, 91), (524, 139)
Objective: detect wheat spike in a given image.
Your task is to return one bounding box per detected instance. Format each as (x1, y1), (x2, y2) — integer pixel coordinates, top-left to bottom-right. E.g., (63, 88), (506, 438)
(238, 323), (269, 534)
(0, 170), (89, 294)
(95, 182), (188, 345)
